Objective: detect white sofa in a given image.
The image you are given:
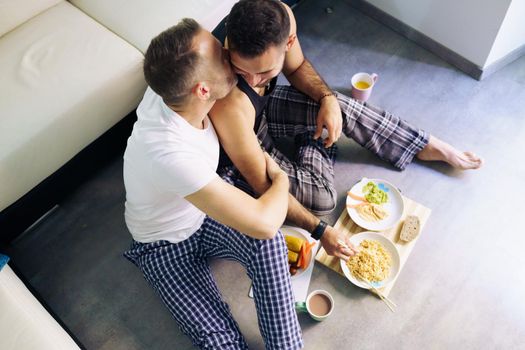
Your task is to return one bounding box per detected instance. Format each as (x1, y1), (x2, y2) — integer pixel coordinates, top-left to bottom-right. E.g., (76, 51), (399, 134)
(0, 263), (80, 349)
(0, 0), (237, 242)
(0, 1), (236, 348)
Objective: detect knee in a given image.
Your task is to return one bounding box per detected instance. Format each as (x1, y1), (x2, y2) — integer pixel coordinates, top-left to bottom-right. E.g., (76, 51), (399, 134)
(305, 188), (337, 216)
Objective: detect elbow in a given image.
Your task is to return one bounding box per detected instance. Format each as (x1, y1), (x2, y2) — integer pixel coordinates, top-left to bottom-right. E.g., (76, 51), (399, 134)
(245, 210), (282, 240)
(254, 213), (284, 240)
(247, 187), (288, 240)
(243, 224), (278, 240)
(255, 225), (279, 240)
(250, 179), (271, 197)
(236, 205), (282, 240)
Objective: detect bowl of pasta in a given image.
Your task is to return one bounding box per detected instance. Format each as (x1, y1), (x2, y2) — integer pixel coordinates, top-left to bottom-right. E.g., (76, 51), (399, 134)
(340, 232), (400, 289)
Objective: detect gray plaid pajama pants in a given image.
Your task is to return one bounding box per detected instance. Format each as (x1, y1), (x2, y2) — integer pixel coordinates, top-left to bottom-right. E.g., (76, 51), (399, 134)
(220, 85), (429, 215)
(124, 216), (303, 350)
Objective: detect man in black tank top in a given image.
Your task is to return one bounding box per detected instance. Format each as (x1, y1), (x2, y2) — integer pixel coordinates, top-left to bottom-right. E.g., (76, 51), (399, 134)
(210, 0), (482, 261)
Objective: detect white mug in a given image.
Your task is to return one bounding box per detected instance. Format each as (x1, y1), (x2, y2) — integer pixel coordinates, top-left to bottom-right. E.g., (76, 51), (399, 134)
(351, 72), (378, 102)
(295, 289), (334, 321)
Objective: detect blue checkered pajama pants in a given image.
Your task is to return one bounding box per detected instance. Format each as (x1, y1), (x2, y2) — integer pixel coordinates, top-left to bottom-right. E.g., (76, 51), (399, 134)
(222, 85), (429, 216)
(124, 216), (303, 350)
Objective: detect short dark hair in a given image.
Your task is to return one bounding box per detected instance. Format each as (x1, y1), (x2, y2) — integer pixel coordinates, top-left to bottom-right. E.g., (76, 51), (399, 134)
(226, 0), (290, 58)
(143, 18), (201, 105)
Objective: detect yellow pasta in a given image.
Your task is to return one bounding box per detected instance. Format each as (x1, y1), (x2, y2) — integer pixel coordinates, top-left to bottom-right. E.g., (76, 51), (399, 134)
(347, 239), (391, 282)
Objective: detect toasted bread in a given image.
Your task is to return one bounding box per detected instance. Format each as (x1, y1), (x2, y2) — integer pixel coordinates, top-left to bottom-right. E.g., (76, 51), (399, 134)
(400, 215), (420, 242)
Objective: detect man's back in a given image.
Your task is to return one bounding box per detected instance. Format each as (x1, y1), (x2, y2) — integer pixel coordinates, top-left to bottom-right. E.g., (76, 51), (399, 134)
(123, 88), (219, 244)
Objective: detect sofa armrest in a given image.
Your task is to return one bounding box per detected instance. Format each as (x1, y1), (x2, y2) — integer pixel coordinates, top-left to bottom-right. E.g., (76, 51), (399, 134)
(0, 264), (81, 350)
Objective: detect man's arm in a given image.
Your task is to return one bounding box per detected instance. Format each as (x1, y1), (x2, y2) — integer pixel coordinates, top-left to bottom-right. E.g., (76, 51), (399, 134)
(186, 153), (289, 240)
(210, 88), (302, 209)
(210, 87), (269, 193)
(280, 3), (342, 148)
(210, 90), (356, 259)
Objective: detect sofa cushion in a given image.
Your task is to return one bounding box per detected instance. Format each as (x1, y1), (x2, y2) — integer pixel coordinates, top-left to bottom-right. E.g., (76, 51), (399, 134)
(0, 1), (146, 211)
(69, 0), (239, 53)
(0, 0), (62, 38)
(0, 265), (80, 349)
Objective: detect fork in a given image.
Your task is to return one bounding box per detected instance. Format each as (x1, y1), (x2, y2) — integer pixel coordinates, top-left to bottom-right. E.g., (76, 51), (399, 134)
(337, 239), (360, 255)
(355, 272), (397, 312)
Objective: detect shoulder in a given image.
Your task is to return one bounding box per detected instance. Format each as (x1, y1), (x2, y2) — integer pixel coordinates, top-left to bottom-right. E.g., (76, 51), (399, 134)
(210, 86), (255, 122)
(282, 2), (297, 35)
(136, 88), (162, 120)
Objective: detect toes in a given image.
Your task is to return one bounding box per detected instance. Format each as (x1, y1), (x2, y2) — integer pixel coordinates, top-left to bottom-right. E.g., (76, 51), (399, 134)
(462, 151), (483, 169)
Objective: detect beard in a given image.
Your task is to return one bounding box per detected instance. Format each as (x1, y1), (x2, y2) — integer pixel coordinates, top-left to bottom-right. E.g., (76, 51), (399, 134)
(211, 73), (238, 100)
(226, 72), (238, 89)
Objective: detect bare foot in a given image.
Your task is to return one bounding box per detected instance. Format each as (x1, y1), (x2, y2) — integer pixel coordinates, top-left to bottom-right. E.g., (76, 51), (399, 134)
(416, 135), (483, 170)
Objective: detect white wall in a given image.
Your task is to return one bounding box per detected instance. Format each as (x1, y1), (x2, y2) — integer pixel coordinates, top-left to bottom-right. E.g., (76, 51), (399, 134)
(364, 0), (512, 68)
(485, 0), (525, 67)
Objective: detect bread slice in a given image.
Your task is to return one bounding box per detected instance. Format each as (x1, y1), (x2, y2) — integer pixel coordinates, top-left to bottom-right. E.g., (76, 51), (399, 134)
(400, 215), (420, 242)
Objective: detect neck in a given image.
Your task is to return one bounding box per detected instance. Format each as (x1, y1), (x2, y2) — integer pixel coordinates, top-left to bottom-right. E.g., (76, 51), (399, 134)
(170, 100), (214, 129)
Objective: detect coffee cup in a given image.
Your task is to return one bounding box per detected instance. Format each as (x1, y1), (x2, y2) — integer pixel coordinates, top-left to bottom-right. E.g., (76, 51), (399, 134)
(351, 72), (378, 102)
(295, 289), (334, 321)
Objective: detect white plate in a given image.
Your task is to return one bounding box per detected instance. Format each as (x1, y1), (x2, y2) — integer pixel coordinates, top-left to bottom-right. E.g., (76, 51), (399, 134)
(340, 232), (401, 289)
(281, 226), (316, 280)
(346, 178), (404, 231)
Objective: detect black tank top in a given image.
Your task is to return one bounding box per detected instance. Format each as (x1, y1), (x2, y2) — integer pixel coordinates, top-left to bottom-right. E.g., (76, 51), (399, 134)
(213, 21), (277, 167)
(237, 74), (277, 130)
(217, 75), (277, 168)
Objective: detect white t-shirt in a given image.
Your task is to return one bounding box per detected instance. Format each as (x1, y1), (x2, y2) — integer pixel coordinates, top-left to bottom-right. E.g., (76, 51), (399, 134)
(123, 87), (219, 243)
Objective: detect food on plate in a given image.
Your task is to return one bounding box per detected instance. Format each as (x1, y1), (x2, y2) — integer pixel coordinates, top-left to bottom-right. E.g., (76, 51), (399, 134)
(362, 181), (388, 205)
(347, 191), (367, 202)
(347, 239), (391, 283)
(399, 215), (420, 242)
(285, 235), (304, 253)
(347, 181), (391, 222)
(288, 251), (299, 264)
(356, 203), (388, 222)
(285, 234), (316, 276)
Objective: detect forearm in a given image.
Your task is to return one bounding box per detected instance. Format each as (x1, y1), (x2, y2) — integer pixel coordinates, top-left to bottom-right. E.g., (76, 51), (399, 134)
(285, 58), (332, 103)
(248, 173), (320, 233)
(247, 176), (316, 231)
(285, 193), (320, 233)
(256, 173), (289, 234)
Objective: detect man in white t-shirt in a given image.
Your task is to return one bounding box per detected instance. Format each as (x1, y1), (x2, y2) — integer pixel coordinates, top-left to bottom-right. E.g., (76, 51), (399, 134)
(123, 19), (303, 349)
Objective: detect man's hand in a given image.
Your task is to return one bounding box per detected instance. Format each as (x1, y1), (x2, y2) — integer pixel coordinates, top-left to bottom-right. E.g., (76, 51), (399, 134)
(320, 224), (359, 261)
(313, 95), (342, 148)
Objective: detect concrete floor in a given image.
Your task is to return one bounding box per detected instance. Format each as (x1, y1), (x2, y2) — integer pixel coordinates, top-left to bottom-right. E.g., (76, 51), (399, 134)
(7, 0), (525, 349)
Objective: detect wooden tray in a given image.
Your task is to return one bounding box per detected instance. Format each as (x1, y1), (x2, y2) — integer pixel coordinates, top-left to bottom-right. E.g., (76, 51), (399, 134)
(315, 195), (431, 297)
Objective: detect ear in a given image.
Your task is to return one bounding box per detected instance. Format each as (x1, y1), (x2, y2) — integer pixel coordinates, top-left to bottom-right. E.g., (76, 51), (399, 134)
(285, 34), (296, 51)
(194, 82), (211, 100)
